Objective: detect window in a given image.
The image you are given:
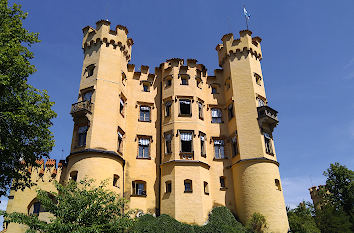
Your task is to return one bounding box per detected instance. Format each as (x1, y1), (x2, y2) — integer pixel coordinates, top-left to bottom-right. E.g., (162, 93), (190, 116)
(122, 72), (127, 86)
(220, 176), (226, 189)
(179, 99), (191, 116)
(181, 77), (188, 85)
(231, 134), (239, 157)
(198, 102), (203, 119)
(33, 202), (41, 215)
(204, 181), (209, 195)
(255, 73), (262, 85)
(275, 179), (281, 191)
(83, 91), (93, 102)
(120, 98), (125, 115)
(200, 134), (206, 157)
(211, 108), (222, 123)
(166, 181), (172, 193)
(86, 65), (95, 77)
(138, 137), (150, 158)
(165, 133), (172, 154)
(139, 106), (151, 121)
(180, 132), (193, 153)
(132, 181), (146, 196)
(264, 133), (273, 155)
(117, 129), (124, 153)
(70, 171), (78, 182)
(211, 86), (217, 94)
(166, 79), (172, 88)
(113, 174), (120, 188)
(214, 139), (225, 159)
(228, 103), (234, 120)
(184, 179), (192, 193)
(165, 101), (172, 117)
(143, 84), (150, 92)
(257, 97), (266, 107)
(196, 79), (202, 88)
(78, 126), (88, 147)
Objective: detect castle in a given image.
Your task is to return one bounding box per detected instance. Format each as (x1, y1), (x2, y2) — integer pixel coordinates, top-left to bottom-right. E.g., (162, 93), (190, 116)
(4, 20), (289, 233)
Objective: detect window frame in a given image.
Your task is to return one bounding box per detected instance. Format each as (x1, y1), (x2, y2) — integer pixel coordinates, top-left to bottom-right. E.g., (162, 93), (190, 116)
(213, 139), (225, 159)
(198, 101), (204, 120)
(264, 132), (274, 155)
(165, 101), (172, 118)
(117, 127), (125, 154)
(220, 176), (226, 190)
(77, 125), (88, 147)
(132, 180), (147, 197)
(228, 103), (234, 120)
(139, 106), (151, 122)
(211, 108), (223, 123)
(137, 136), (151, 159)
(113, 174), (120, 188)
(204, 181), (209, 195)
(179, 99), (192, 117)
(199, 132), (206, 157)
(184, 179), (193, 193)
(179, 131), (194, 159)
(165, 181), (172, 193)
(164, 132), (173, 155)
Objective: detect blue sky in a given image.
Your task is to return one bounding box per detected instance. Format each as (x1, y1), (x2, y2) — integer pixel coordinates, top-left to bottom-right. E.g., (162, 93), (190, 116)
(1, 0), (354, 229)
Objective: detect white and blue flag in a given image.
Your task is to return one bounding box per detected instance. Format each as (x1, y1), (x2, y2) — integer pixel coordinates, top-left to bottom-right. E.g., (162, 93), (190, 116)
(243, 7), (250, 19)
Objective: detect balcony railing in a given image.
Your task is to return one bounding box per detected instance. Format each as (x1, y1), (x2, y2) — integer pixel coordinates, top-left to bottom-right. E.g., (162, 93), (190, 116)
(257, 106), (279, 130)
(70, 100), (92, 115)
(180, 152), (194, 160)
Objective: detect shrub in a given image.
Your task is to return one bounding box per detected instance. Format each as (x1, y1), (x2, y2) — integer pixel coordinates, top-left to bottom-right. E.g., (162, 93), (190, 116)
(246, 212), (267, 233)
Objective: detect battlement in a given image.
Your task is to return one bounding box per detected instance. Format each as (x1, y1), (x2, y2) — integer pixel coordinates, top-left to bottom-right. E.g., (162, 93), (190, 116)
(82, 19), (133, 61)
(20, 159), (66, 182)
(216, 30), (263, 67)
(159, 58), (209, 79)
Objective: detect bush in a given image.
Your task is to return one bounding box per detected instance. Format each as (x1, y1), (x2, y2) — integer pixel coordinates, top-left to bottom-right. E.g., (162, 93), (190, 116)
(246, 213), (267, 233)
(131, 206), (248, 233)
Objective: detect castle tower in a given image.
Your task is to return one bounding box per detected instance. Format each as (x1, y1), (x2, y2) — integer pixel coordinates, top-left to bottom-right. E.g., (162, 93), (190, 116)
(216, 31), (289, 232)
(67, 20), (133, 194)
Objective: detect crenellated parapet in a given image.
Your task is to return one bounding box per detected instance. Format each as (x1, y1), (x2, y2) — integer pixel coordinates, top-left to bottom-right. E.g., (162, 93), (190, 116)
(216, 30), (263, 67)
(20, 159), (66, 183)
(82, 19), (133, 62)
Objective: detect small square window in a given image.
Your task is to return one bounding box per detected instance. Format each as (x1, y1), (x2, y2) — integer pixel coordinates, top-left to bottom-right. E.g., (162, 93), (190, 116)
(132, 181), (146, 196)
(181, 78), (188, 85)
(83, 91), (93, 102)
(143, 84), (150, 92)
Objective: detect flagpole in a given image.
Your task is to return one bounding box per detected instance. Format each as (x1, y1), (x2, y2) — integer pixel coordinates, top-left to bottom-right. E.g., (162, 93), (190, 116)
(243, 5), (249, 30)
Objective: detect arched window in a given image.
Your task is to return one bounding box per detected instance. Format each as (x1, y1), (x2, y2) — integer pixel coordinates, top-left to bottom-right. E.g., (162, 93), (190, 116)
(70, 171), (78, 182)
(204, 181), (209, 195)
(28, 198), (45, 215)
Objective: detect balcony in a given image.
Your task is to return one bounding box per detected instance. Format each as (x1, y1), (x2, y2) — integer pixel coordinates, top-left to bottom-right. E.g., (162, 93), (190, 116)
(257, 106), (278, 131)
(70, 100), (92, 116)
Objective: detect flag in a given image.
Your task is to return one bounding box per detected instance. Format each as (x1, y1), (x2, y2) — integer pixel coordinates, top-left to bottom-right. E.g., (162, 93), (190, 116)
(243, 7), (250, 19)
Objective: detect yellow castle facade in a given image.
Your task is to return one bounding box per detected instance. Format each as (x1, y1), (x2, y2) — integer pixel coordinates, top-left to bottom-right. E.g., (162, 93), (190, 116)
(4, 20), (289, 233)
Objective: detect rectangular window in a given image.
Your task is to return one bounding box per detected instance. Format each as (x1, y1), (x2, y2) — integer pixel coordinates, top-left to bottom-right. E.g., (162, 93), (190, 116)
(257, 97), (266, 107)
(139, 106), (151, 121)
(200, 134), (206, 157)
(86, 65), (95, 77)
(165, 101), (172, 117)
(264, 133), (273, 155)
(166, 181), (172, 193)
(165, 133), (172, 154)
(78, 126), (88, 147)
(181, 78), (188, 85)
(166, 79), (172, 88)
(132, 181), (146, 196)
(33, 202), (41, 215)
(228, 103), (234, 120)
(220, 176), (226, 189)
(214, 139), (225, 159)
(204, 181), (209, 194)
(180, 132), (193, 153)
(179, 99), (191, 116)
(198, 102), (203, 119)
(211, 108), (222, 123)
(211, 86), (217, 94)
(184, 180), (192, 193)
(83, 91), (93, 102)
(113, 174), (120, 188)
(117, 131), (124, 153)
(231, 135), (238, 157)
(138, 137), (150, 158)
(120, 98), (125, 115)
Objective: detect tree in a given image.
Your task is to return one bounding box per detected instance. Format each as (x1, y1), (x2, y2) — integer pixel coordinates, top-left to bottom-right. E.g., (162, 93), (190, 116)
(1, 179), (135, 233)
(314, 205), (352, 233)
(0, 0), (56, 196)
(245, 212), (267, 233)
(287, 202), (320, 233)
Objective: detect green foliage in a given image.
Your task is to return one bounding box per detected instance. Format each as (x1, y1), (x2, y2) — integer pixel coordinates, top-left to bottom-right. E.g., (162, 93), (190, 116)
(131, 206), (248, 233)
(314, 205), (352, 233)
(245, 212), (267, 233)
(1, 179), (134, 233)
(0, 0), (57, 196)
(287, 202), (320, 233)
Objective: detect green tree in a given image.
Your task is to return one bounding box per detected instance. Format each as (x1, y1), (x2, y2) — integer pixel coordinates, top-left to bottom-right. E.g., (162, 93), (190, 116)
(245, 212), (267, 233)
(287, 202), (320, 233)
(315, 205), (352, 233)
(0, 0), (56, 196)
(1, 179), (134, 233)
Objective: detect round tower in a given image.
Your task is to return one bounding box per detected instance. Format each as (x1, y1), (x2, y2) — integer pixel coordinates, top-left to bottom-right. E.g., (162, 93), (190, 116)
(216, 30), (289, 232)
(66, 20), (133, 194)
